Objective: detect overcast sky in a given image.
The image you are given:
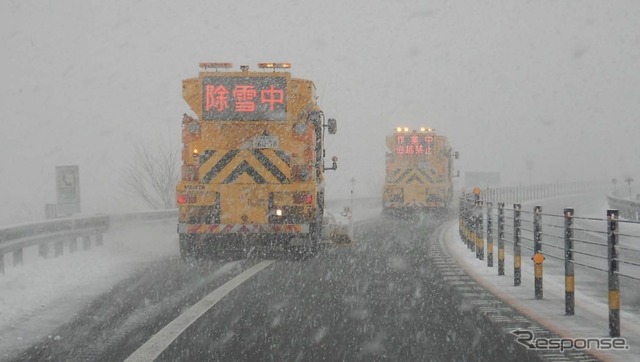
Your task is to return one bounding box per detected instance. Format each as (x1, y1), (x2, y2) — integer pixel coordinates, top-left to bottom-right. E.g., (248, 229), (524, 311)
(1, 0), (639, 223)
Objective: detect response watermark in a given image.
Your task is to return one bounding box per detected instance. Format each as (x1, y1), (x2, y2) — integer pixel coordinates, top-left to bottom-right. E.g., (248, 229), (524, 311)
(510, 329), (630, 352)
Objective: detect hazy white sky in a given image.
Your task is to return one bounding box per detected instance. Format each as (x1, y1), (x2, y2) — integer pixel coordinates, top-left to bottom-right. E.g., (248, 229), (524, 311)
(1, 0), (639, 223)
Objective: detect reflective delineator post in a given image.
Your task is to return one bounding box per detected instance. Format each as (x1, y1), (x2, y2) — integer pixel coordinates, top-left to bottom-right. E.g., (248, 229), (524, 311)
(462, 196), (472, 250)
(476, 201), (484, 261)
(607, 209), (620, 337)
(486, 202), (493, 267)
(459, 196), (464, 244)
(533, 206), (543, 300)
(469, 209), (476, 253)
(498, 203), (505, 275)
(564, 208), (575, 315)
(514, 204), (521, 286)
(471, 192), (480, 252)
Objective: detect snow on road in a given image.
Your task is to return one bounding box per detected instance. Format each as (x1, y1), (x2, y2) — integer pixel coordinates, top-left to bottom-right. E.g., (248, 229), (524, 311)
(0, 221), (178, 359)
(0, 200), (377, 359)
(2, 193), (631, 360)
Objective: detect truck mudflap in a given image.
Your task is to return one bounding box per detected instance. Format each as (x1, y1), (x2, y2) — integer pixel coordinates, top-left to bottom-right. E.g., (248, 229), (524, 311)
(178, 223), (309, 234)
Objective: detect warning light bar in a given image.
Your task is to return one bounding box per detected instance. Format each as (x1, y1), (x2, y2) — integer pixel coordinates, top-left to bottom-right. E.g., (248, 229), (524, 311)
(199, 62), (233, 69)
(395, 127), (436, 133)
(258, 62), (291, 69)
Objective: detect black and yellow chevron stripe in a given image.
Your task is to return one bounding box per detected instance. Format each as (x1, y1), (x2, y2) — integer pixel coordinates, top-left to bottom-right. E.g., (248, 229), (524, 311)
(200, 149), (291, 184)
(387, 168), (432, 184)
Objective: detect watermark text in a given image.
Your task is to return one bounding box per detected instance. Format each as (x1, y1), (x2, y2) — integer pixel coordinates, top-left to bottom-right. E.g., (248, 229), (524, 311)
(510, 329), (630, 352)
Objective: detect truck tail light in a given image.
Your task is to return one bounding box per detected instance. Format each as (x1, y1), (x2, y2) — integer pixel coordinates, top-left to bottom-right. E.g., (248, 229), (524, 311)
(177, 194), (196, 204)
(293, 192), (313, 204)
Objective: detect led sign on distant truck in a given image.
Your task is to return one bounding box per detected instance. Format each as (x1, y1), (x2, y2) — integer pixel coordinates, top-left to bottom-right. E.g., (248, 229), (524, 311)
(394, 133), (434, 155)
(202, 76), (287, 121)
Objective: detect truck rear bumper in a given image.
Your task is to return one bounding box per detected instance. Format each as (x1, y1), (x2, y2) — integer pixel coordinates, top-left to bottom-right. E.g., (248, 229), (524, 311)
(178, 223), (316, 253)
(177, 223), (310, 234)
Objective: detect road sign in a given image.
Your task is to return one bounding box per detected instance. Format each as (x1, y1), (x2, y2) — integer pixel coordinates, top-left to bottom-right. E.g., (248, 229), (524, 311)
(56, 165), (80, 216)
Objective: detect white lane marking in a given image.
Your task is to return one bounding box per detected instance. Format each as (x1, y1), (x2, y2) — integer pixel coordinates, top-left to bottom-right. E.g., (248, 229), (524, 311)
(124, 260), (275, 362)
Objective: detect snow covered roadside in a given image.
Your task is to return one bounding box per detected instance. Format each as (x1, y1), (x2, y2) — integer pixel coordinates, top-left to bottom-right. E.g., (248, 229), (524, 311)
(0, 221), (178, 359)
(446, 193), (640, 362)
(325, 197), (382, 223)
(0, 201), (382, 360)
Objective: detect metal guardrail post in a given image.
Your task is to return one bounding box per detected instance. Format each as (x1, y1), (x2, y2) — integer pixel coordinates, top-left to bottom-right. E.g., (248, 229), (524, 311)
(458, 196), (462, 234)
(82, 235), (91, 250)
(476, 201), (484, 260)
(466, 200), (472, 250)
(69, 236), (78, 253)
(13, 249), (23, 267)
(54, 238), (64, 257)
(533, 206), (543, 299)
(486, 202), (493, 267)
(498, 203), (505, 275)
(469, 212), (476, 253)
(469, 195), (477, 253)
(607, 209), (620, 337)
(459, 196), (468, 248)
(564, 208), (575, 315)
(461, 195), (474, 250)
(39, 243), (50, 259)
(514, 203), (521, 286)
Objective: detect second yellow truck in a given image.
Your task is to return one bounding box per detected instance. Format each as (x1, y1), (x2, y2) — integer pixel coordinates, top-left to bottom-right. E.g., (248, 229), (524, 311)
(383, 127), (457, 217)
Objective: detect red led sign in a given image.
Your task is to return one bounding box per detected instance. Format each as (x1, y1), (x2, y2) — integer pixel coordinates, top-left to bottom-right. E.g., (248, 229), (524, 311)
(395, 134), (434, 155)
(202, 76), (287, 121)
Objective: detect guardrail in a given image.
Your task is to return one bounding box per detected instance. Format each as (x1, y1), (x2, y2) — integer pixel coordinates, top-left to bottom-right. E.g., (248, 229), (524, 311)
(477, 180), (610, 205)
(459, 193), (640, 338)
(0, 198), (382, 276)
(0, 215), (109, 274)
(0, 209), (179, 275)
(109, 209), (178, 225)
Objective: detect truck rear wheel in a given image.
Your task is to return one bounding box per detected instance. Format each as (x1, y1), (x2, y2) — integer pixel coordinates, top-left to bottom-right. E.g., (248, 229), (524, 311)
(306, 221), (321, 256)
(179, 234), (195, 261)
(289, 223), (320, 260)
